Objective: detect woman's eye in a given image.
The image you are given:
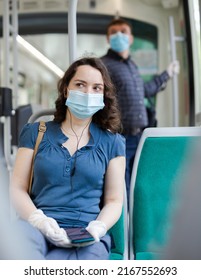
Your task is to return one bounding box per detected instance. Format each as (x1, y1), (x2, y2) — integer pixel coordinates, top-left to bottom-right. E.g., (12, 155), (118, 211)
(76, 83), (84, 88)
(94, 86), (103, 92)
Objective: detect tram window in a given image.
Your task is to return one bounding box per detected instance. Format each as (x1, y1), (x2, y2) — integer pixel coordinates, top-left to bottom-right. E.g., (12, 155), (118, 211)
(0, 13), (159, 112)
(16, 33), (108, 110)
(130, 21), (158, 82)
(129, 21), (158, 109)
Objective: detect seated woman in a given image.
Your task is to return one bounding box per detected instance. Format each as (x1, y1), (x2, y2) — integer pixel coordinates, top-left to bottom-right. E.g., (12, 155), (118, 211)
(10, 56), (126, 260)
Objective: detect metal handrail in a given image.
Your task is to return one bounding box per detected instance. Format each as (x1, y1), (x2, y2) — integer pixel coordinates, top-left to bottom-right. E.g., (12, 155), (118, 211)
(2, 0), (18, 171)
(169, 16), (185, 127)
(68, 0), (78, 64)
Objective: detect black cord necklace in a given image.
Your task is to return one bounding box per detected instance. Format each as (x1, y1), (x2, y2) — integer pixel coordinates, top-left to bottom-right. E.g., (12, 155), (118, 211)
(62, 115), (91, 178)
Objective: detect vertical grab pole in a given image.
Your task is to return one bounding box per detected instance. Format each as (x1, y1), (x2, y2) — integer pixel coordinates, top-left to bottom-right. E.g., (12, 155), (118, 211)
(169, 16), (179, 127)
(12, 0), (19, 108)
(2, 0), (13, 172)
(68, 0), (78, 64)
(3, 0), (9, 87)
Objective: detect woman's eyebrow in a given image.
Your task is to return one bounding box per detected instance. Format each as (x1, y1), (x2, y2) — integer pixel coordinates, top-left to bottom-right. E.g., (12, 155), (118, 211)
(74, 79), (86, 84)
(94, 83), (104, 87)
(74, 79), (104, 87)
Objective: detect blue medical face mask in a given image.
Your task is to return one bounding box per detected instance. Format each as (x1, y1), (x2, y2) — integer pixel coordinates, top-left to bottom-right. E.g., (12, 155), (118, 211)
(109, 32), (130, 52)
(65, 90), (105, 119)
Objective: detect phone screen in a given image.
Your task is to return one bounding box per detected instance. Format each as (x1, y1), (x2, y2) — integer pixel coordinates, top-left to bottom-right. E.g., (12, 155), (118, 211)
(65, 227), (95, 243)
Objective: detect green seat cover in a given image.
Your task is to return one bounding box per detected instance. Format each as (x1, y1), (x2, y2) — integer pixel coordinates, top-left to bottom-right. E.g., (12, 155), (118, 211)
(133, 137), (199, 259)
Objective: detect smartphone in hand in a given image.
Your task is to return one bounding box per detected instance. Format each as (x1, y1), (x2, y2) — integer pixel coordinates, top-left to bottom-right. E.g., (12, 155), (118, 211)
(65, 227), (95, 244)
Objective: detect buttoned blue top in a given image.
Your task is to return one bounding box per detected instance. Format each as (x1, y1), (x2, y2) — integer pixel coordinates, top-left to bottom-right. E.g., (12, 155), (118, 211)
(19, 121), (125, 228)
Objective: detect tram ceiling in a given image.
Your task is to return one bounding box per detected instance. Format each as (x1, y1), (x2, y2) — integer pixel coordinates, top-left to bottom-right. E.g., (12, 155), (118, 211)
(0, 12), (157, 41)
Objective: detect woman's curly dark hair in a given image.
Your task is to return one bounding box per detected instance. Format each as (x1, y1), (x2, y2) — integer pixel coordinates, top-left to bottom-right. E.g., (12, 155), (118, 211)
(54, 56), (122, 133)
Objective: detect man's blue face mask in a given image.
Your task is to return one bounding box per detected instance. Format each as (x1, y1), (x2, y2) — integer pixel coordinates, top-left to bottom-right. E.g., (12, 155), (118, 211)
(65, 90), (105, 119)
(109, 32), (130, 52)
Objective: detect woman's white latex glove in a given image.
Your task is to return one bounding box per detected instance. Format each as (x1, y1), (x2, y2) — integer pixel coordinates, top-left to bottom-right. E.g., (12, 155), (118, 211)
(28, 209), (72, 248)
(86, 220), (107, 242)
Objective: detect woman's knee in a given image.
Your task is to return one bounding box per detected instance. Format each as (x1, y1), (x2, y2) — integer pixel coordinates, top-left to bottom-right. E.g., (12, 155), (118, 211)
(16, 219), (48, 259)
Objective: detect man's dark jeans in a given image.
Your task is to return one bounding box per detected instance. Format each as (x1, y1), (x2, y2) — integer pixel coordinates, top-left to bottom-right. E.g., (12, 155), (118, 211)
(124, 132), (142, 207)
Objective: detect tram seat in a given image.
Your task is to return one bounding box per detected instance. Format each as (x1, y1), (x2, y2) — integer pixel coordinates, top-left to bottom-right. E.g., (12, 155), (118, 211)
(28, 109), (129, 260)
(129, 126), (201, 260)
(11, 104), (33, 145)
(109, 184), (128, 260)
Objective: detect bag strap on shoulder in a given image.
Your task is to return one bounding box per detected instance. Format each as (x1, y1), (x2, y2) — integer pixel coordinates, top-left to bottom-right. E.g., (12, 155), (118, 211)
(28, 121), (46, 195)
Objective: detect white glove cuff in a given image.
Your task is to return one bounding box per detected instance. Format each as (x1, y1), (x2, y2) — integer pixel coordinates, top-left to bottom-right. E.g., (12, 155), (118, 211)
(88, 220), (107, 229)
(86, 220), (107, 239)
(28, 209), (46, 227)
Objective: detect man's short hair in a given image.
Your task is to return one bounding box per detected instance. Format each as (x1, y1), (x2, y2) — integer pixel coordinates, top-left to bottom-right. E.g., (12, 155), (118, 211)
(106, 18), (133, 35)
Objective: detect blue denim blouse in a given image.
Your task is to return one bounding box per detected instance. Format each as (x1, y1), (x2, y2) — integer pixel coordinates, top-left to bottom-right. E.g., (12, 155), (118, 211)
(19, 121), (125, 228)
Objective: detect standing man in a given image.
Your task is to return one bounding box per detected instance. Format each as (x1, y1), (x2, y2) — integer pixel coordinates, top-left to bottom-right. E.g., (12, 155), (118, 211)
(101, 18), (180, 203)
